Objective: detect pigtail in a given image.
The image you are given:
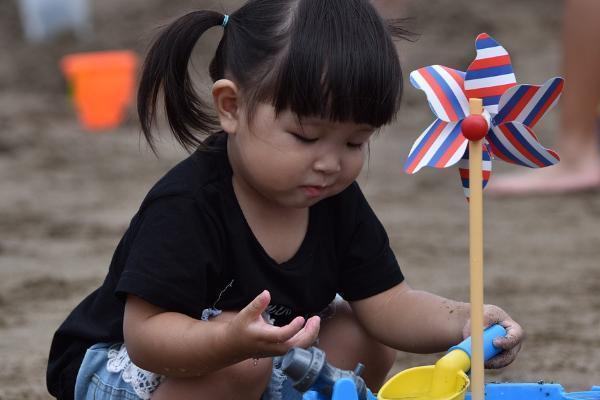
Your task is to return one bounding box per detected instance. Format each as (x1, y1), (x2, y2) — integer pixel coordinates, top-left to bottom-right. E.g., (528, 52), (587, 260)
(138, 10), (225, 153)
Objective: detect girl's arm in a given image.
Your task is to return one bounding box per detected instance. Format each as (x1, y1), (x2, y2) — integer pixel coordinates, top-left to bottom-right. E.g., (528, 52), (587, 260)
(350, 281), (523, 365)
(123, 290), (321, 378)
(350, 282), (468, 353)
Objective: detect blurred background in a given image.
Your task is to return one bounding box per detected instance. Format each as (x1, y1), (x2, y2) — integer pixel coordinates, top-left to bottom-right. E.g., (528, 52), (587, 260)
(1, 0), (599, 398)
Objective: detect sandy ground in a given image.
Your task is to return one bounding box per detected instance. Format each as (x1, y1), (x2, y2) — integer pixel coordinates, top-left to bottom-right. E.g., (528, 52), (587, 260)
(1, 0), (599, 399)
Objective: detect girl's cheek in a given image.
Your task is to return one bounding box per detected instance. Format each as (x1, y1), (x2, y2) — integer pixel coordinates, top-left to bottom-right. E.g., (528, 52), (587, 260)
(349, 152), (366, 175)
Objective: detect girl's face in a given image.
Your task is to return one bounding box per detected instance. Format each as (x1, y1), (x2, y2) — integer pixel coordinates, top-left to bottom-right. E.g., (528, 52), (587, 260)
(228, 103), (375, 209)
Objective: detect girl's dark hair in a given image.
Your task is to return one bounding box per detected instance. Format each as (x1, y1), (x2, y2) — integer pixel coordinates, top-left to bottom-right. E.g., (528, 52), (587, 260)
(138, 0), (413, 153)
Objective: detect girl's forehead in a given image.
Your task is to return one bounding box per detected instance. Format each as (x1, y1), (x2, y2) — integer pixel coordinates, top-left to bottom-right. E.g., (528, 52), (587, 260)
(275, 108), (375, 131)
(301, 118), (375, 132)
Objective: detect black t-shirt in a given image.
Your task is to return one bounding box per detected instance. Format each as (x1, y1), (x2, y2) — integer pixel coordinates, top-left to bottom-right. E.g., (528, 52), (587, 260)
(46, 135), (404, 399)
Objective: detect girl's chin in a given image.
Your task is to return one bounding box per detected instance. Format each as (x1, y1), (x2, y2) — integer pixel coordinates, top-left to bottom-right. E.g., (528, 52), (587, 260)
(281, 195), (323, 209)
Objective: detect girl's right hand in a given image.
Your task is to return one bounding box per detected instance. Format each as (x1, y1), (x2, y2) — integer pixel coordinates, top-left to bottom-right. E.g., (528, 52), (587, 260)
(225, 290), (321, 359)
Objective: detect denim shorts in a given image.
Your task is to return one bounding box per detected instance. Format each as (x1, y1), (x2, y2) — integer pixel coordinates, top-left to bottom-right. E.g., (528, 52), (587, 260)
(74, 342), (304, 400)
(74, 301), (339, 399)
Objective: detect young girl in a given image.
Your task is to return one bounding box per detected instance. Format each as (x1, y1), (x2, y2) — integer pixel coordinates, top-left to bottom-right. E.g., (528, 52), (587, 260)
(47, 1), (524, 399)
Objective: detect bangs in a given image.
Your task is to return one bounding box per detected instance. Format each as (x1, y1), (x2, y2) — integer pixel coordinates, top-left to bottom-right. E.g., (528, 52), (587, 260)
(262, 0), (403, 127)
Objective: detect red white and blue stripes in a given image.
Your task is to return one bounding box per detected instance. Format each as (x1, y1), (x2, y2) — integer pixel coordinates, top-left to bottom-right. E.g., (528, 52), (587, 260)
(458, 143), (492, 199)
(404, 120), (468, 173)
(465, 33), (516, 115)
(488, 122), (559, 168)
(494, 77), (564, 127)
(409, 66), (469, 122)
(405, 33), (562, 197)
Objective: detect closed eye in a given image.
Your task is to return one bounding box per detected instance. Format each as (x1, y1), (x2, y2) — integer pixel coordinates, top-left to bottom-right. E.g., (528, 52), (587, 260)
(289, 132), (318, 143)
(347, 142), (364, 149)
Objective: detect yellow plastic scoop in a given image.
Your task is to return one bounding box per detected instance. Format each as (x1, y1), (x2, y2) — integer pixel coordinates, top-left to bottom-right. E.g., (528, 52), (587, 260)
(378, 325), (506, 400)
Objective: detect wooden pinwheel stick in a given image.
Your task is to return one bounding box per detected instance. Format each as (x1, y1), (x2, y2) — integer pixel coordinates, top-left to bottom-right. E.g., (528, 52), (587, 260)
(461, 98), (489, 400)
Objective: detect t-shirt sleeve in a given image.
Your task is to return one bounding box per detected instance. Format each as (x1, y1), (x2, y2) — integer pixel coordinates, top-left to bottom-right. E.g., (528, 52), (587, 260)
(116, 195), (222, 319)
(338, 183), (404, 301)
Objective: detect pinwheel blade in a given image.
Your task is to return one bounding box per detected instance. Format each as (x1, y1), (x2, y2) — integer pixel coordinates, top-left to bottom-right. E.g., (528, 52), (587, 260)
(487, 121), (560, 168)
(404, 119), (468, 174)
(458, 143), (492, 199)
(494, 77), (564, 128)
(465, 33), (516, 115)
(410, 66), (470, 122)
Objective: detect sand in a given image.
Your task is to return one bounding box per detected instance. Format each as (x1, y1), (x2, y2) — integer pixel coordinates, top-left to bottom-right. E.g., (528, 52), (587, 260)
(1, 0), (599, 398)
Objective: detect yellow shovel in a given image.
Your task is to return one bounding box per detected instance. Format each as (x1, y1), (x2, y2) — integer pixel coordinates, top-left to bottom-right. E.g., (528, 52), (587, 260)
(378, 324), (506, 400)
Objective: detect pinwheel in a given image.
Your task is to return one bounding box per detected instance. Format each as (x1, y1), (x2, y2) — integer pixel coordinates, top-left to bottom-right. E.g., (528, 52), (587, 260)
(403, 33), (564, 400)
(404, 33), (564, 198)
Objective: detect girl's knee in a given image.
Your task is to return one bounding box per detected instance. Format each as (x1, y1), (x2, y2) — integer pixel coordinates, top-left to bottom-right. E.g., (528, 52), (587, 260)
(379, 343), (397, 370)
(321, 300), (380, 353)
(318, 300), (396, 390)
(227, 356), (273, 389)
(153, 357), (273, 400)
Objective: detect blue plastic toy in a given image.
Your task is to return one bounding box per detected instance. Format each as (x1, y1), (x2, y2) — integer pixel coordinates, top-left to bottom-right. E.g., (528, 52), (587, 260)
(465, 383), (600, 400)
(281, 324), (600, 400)
(281, 346), (376, 400)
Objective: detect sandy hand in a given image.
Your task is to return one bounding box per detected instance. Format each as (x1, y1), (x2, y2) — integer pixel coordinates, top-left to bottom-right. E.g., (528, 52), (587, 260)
(461, 304), (524, 369)
(225, 290), (321, 360)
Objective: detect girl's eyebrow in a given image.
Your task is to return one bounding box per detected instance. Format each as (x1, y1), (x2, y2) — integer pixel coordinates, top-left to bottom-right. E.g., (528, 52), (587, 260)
(346, 126), (377, 134)
(299, 118), (375, 132)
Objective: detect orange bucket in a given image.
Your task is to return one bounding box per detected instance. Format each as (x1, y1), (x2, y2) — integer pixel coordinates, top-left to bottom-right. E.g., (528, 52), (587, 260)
(61, 50), (138, 131)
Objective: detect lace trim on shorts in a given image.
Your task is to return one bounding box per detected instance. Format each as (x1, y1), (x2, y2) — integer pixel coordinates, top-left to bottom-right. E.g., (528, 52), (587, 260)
(106, 344), (164, 399)
(102, 308), (222, 398)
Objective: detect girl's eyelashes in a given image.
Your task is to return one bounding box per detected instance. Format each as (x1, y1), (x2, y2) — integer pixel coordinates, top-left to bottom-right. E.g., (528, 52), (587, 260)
(289, 131), (318, 143)
(347, 142), (365, 149)
(288, 130), (368, 148)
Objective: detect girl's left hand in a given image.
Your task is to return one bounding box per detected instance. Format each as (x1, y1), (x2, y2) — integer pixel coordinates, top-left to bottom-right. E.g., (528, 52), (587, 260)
(461, 304), (524, 369)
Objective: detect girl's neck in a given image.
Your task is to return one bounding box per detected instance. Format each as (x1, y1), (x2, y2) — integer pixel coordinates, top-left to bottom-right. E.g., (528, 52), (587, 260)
(231, 173), (307, 221)
(232, 174), (309, 265)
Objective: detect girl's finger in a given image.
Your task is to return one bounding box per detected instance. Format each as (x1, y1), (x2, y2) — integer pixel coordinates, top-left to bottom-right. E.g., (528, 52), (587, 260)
(258, 316), (306, 344)
(240, 290), (271, 322)
(484, 344), (520, 369)
(461, 319), (471, 340)
(482, 304), (506, 327)
(493, 324), (524, 350)
(286, 316), (321, 348)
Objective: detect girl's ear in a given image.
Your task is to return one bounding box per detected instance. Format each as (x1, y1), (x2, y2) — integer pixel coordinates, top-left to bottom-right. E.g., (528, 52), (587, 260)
(212, 79), (240, 134)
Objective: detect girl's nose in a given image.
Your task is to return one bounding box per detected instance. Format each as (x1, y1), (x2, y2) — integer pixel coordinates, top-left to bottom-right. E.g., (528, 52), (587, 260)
(313, 153), (342, 174)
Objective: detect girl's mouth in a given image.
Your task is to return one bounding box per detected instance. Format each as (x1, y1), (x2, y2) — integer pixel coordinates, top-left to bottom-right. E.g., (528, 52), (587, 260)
(301, 185), (324, 197)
